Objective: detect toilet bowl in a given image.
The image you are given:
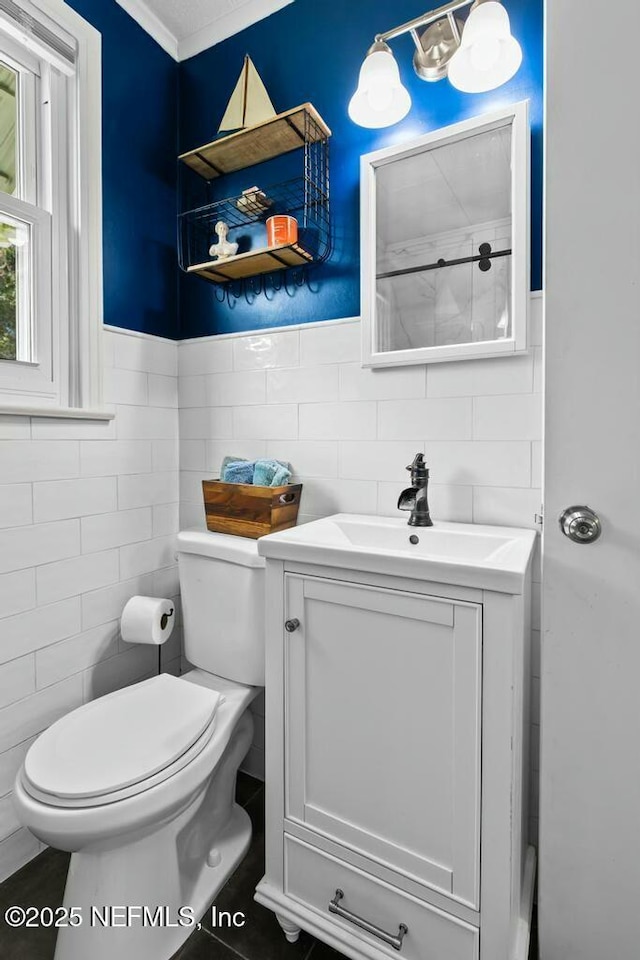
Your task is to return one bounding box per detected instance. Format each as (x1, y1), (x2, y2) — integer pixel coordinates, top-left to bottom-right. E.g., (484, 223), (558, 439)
(13, 531), (266, 960)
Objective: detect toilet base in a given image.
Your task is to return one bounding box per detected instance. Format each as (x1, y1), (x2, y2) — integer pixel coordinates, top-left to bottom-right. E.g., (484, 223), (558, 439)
(54, 803), (251, 960)
(52, 708), (254, 960)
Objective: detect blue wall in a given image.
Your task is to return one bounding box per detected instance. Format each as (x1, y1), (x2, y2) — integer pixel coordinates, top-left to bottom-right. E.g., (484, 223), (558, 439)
(68, 0), (542, 341)
(67, 0), (179, 339)
(178, 0), (543, 338)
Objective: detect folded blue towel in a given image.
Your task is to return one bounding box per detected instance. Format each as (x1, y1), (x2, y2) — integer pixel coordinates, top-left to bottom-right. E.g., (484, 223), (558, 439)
(253, 458), (292, 487)
(220, 455), (248, 478)
(223, 460), (254, 484)
(220, 455), (292, 486)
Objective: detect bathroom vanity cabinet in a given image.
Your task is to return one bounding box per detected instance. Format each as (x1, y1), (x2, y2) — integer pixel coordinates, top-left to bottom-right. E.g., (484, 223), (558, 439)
(256, 517), (535, 960)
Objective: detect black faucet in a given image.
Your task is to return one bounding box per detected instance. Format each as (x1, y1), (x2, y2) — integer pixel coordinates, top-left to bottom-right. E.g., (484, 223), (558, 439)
(397, 453), (433, 527)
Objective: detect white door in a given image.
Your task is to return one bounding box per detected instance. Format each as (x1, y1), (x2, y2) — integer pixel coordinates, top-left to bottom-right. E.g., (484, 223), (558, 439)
(541, 2), (640, 957)
(283, 574), (482, 909)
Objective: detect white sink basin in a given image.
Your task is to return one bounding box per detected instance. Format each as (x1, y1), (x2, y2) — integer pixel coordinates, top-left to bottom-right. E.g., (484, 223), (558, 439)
(333, 517), (514, 561)
(258, 514), (536, 593)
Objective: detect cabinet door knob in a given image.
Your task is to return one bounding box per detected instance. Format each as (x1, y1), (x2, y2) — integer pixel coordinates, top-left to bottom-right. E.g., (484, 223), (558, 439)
(284, 618), (300, 633)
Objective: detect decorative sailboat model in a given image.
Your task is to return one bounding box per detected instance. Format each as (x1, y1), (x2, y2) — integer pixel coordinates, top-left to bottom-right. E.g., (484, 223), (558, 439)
(217, 54), (277, 136)
(218, 55), (277, 217)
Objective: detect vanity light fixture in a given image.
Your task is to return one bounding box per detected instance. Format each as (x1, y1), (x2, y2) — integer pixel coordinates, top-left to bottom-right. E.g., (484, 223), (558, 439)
(348, 0), (522, 128)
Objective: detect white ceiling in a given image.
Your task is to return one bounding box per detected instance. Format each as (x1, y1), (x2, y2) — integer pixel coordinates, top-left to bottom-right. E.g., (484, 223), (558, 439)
(116, 0), (293, 62)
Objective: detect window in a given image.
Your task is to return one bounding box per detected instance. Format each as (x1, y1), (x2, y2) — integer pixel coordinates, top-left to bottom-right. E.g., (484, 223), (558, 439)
(0, 0), (106, 416)
(0, 59), (20, 361)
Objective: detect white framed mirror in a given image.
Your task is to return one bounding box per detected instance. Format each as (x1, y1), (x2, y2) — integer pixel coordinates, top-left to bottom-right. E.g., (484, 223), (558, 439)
(361, 101), (530, 367)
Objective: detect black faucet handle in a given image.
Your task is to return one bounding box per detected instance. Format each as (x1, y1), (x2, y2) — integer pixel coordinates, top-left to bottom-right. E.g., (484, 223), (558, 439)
(406, 453), (427, 482)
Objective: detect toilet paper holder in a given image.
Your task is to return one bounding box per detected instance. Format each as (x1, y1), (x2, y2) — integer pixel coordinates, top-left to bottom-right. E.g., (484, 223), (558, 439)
(160, 607), (174, 631)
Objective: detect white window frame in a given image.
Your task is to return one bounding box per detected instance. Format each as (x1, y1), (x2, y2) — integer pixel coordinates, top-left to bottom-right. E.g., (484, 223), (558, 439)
(0, 0), (109, 418)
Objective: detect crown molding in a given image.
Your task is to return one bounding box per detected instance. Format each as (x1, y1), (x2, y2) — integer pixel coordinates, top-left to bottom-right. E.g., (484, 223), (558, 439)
(178, 0), (293, 62)
(115, 0), (179, 60)
(116, 0), (294, 63)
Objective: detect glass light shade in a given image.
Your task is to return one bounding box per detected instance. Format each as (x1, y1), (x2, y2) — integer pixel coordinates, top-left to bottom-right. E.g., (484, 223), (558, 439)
(447, 1), (522, 93)
(348, 48), (411, 128)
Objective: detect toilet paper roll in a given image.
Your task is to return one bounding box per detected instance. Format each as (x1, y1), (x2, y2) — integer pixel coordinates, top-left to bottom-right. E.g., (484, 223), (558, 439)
(121, 596), (175, 646)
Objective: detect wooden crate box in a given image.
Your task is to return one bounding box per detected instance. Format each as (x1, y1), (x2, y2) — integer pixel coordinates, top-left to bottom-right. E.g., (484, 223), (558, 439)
(202, 480), (302, 539)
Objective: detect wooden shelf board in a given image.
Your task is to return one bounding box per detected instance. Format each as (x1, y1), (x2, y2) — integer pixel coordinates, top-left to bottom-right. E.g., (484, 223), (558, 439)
(179, 103), (331, 180)
(188, 242), (314, 283)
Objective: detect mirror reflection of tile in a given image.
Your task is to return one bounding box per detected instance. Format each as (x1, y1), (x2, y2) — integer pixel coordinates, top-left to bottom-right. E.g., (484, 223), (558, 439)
(376, 125), (512, 351)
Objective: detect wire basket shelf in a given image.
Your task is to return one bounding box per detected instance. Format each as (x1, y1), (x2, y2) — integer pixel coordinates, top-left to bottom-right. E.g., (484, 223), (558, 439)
(178, 175), (330, 280)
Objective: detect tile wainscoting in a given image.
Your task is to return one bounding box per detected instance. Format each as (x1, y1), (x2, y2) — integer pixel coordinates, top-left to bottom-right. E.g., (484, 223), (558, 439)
(0, 297), (543, 882)
(0, 328), (181, 882)
(178, 293), (543, 842)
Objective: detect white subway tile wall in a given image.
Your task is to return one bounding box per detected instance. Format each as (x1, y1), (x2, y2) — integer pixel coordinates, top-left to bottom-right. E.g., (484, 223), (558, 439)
(0, 296), (544, 883)
(0, 329), (180, 882)
(178, 295), (543, 821)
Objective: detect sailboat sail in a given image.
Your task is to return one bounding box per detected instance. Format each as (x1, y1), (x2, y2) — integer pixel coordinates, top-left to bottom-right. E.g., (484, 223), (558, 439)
(218, 55), (277, 133)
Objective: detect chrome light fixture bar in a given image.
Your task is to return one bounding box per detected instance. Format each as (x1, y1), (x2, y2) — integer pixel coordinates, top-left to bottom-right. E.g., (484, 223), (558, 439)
(348, 0), (522, 128)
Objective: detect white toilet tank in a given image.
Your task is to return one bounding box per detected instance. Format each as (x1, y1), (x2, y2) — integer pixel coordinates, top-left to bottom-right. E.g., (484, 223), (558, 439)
(176, 530), (266, 686)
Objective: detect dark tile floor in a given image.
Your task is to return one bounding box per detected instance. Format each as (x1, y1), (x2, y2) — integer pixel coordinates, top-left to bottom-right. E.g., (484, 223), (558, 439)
(0, 772), (538, 960)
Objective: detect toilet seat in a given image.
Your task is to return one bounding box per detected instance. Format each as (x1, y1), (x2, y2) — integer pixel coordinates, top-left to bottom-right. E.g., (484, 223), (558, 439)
(22, 674), (224, 808)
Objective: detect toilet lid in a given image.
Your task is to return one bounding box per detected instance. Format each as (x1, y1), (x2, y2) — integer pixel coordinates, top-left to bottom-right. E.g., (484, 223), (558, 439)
(23, 674), (223, 802)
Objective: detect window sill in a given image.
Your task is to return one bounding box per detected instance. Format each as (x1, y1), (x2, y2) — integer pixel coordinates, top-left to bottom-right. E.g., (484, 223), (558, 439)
(0, 405), (115, 420)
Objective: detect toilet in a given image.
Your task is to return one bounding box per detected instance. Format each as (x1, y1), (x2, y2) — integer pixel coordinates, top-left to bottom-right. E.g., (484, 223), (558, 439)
(13, 530), (265, 960)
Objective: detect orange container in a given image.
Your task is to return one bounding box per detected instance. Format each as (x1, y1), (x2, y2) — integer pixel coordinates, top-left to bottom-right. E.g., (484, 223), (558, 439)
(267, 215), (298, 247)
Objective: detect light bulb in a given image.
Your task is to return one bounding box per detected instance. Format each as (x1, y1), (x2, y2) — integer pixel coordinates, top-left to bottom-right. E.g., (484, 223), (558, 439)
(369, 77), (394, 112)
(348, 43), (412, 128)
(376, 88), (394, 112)
(447, 1), (522, 93)
(470, 36), (501, 72)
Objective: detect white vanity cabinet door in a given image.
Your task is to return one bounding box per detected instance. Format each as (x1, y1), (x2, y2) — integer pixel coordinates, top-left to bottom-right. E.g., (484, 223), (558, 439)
(284, 575), (482, 909)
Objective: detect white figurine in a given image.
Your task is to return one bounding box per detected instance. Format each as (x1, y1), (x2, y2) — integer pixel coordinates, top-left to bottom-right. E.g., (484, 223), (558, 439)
(209, 221), (238, 261)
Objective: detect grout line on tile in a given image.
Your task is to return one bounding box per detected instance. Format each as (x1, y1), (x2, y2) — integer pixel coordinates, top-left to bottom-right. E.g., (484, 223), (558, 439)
(205, 927), (254, 960)
(240, 783), (264, 809)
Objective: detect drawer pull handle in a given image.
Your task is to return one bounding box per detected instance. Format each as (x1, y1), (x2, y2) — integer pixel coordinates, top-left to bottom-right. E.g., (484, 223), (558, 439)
(328, 888), (408, 951)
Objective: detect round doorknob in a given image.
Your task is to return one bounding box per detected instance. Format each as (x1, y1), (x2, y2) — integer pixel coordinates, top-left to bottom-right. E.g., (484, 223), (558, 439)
(559, 505), (602, 544)
(285, 618), (300, 633)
